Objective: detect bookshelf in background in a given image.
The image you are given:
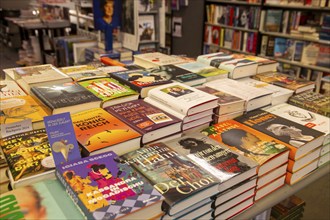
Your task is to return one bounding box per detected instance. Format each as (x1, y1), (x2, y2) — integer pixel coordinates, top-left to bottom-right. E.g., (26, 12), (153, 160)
(203, 0), (262, 55)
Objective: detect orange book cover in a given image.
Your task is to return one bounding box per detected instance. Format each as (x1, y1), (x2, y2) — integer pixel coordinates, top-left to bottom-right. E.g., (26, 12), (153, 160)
(201, 120), (289, 168)
(71, 108), (141, 153)
(0, 95), (49, 125)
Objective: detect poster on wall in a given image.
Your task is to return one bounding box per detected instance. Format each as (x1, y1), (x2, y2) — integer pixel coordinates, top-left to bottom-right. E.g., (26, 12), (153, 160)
(121, 0), (139, 51)
(93, 0), (121, 50)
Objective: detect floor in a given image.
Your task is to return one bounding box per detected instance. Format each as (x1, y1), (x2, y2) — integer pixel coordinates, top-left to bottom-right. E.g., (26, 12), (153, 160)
(0, 43), (329, 220)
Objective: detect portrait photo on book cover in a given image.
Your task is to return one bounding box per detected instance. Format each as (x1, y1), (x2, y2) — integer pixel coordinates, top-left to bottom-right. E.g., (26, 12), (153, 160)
(161, 85), (193, 97)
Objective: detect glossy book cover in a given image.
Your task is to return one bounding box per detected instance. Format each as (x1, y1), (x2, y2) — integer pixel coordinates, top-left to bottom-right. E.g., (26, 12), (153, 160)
(56, 151), (163, 220)
(104, 99), (181, 134)
(71, 108), (141, 153)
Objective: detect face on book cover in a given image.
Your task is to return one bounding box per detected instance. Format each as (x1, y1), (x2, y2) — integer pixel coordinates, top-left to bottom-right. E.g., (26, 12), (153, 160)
(1, 186), (46, 219)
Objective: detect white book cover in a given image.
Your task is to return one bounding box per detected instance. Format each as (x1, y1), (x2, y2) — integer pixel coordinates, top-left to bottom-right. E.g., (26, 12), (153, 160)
(138, 15), (155, 41)
(134, 52), (186, 68)
(205, 78), (273, 112)
(147, 82), (218, 116)
(0, 80), (27, 99)
(264, 103), (330, 145)
(73, 41), (98, 64)
(237, 77), (293, 106)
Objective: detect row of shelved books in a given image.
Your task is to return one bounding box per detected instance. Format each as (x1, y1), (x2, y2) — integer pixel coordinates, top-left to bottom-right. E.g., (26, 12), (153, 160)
(265, 0), (330, 6)
(262, 10), (329, 41)
(205, 4), (261, 30)
(1, 51), (329, 220)
(204, 24), (259, 54)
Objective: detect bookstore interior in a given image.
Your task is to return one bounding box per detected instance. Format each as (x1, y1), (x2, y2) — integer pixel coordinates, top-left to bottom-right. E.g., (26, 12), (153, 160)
(0, 0), (330, 219)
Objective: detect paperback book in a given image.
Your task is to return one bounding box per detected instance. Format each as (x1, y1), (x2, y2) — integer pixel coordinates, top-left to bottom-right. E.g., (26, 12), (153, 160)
(56, 151), (163, 220)
(133, 52), (186, 69)
(0, 80), (26, 98)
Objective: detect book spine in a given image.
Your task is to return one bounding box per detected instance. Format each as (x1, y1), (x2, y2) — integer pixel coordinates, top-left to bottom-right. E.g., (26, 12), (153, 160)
(30, 88), (53, 114)
(55, 170), (90, 220)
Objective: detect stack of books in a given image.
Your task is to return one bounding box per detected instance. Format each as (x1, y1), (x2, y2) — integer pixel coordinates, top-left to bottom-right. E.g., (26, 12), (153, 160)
(270, 195), (306, 220)
(144, 82), (219, 134)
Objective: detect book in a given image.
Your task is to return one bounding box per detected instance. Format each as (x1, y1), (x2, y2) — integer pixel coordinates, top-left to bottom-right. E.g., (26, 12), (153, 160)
(214, 110), (245, 124)
(255, 174), (286, 200)
(104, 99), (182, 144)
(287, 147), (322, 173)
(271, 195), (305, 219)
(78, 77), (139, 108)
(56, 151), (164, 220)
(288, 91), (330, 117)
(0, 95), (49, 130)
(122, 142), (219, 216)
(235, 109), (325, 160)
(242, 55), (278, 74)
(252, 72), (315, 94)
(201, 120), (290, 176)
(265, 10), (283, 32)
(138, 15), (156, 41)
(264, 103), (330, 145)
(0, 80), (26, 98)
(30, 82), (102, 115)
(43, 112), (81, 166)
(71, 108), (142, 156)
(196, 52), (258, 79)
(59, 66), (109, 82)
(285, 158), (319, 185)
(12, 64), (73, 94)
(0, 179), (84, 220)
(205, 78), (273, 112)
(164, 133), (258, 193)
(109, 69), (173, 98)
(146, 82), (219, 116)
(72, 41), (98, 64)
(0, 129), (55, 189)
(175, 61), (229, 82)
(237, 77), (294, 106)
(213, 195), (254, 219)
(133, 52), (186, 69)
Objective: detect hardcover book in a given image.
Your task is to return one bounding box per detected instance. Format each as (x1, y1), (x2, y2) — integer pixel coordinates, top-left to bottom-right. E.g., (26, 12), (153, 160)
(0, 95), (49, 130)
(133, 52), (186, 69)
(146, 82), (219, 116)
(264, 103), (330, 145)
(201, 120), (290, 176)
(78, 77), (139, 108)
(12, 64), (73, 94)
(235, 109), (325, 160)
(241, 55), (278, 74)
(175, 61), (229, 82)
(0, 80), (27, 98)
(0, 129), (55, 188)
(196, 85), (245, 115)
(252, 72), (315, 94)
(31, 82), (102, 115)
(288, 91), (330, 117)
(109, 69), (173, 98)
(104, 99), (182, 144)
(0, 179), (83, 220)
(264, 10), (283, 32)
(60, 67), (109, 82)
(205, 78), (273, 112)
(237, 77), (294, 106)
(71, 108), (142, 156)
(164, 133), (258, 192)
(122, 142), (219, 216)
(196, 52), (258, 79)
(56, 151), (163, 220)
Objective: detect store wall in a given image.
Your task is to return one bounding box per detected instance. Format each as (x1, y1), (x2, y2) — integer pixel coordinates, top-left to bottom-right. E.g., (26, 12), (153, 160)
(171, 0), (205, 57)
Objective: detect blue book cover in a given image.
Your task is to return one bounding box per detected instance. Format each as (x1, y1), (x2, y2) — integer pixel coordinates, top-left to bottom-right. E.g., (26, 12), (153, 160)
(44, 112), (81, 166)
(274, 38), (289, 58)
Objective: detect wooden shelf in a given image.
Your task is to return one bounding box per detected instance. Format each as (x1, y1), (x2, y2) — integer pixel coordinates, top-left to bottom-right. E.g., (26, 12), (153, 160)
(263, 3), (330, 11)
(260, 31), (330, 45)
(234, 164), (330, 220)
(205, 23), (259, 33)
(204, 43), (256, 55)
(206, 0), (262, 6)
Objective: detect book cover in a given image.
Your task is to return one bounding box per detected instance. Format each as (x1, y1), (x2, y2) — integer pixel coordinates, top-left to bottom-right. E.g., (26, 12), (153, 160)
(30, 82), (102, 114)
(147, 82), (218, 116)
(252, 72), (315, 94)
(211, 26), (221, 45)
(138, 15), (155, 41)
(288, 91), (330, 117)
(44, 112), (81, 166)
(164, 133), (258, 191)
(122, 142), (219, 216)
(133, 52), (185, 69)
(0, 179), (83, 220)
(0, 80), (26, 99)
(146, 64), (207, 86)
(56, 151), (163, 220)
(78, 77), (139, 108)
(175, 61), (229, 81)
(265, 10), (283, 32)
(61, 68), (109, 82)
(264, 103), (329, 145)
(104, 99), (182, 144)
(235, 109), (325, 160)
(201, 120), (289, 173)
(0, 96), (49, 128)
(0, 129), (55, 188)
(71, 108), (141, 156)
(274, 38), (294, 60)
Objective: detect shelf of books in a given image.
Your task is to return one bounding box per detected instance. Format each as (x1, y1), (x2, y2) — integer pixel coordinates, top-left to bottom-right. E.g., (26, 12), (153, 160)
(1, 50), (329, 220)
